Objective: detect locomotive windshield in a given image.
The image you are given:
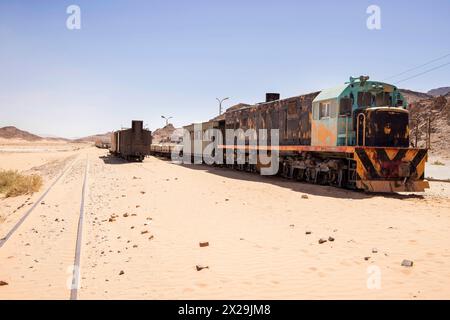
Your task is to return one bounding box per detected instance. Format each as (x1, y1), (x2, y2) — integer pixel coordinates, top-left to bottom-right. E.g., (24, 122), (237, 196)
(365, 108), (409, 147)
(357, 91), (394, 108)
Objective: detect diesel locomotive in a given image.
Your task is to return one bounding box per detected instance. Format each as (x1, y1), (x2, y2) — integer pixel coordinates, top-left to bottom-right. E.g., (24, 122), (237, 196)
(152, 76), (429, 193)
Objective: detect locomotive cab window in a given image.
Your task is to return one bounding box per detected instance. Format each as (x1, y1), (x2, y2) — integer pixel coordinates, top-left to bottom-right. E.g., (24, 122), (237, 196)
(339, 98), (352, 115)
(319, 102), (330, 119)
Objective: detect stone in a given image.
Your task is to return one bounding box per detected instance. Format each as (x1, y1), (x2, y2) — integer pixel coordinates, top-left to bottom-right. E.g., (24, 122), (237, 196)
(401, 259), (414, 267)
(372, 248), (378, 253)
(196, 265), (209, 271)
(301, 195), (309, 199)
(119, 270), (124, 275)
(318, 238), (327, 244)
(364, 257), (370, 261)
(141, 230), (149, 234)
(305, 231), (312, 235)
(199, 242), (209, 247)
(0, 281), (8, 286)
(123, 213), (129, 217)
(328, 236), (335, 242)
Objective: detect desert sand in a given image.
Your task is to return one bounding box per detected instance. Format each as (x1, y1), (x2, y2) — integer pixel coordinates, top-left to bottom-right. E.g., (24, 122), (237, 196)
(0, 143), (450, 299)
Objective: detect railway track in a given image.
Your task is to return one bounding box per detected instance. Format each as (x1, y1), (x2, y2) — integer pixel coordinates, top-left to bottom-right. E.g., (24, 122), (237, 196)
(70, 155), (89, 300)
(0, 154), (90, 300)
(0, 156), (78, 248)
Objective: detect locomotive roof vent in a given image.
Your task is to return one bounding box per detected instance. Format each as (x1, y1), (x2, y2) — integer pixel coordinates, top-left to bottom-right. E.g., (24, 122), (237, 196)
(266, 93), (280, 102)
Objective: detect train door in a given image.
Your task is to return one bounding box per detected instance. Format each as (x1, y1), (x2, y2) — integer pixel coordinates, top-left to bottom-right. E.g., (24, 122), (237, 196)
(355, 111), (366, 146)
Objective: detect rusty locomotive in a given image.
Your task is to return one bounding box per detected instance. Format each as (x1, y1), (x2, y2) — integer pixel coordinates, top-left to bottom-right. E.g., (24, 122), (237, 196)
(150, 77), (429, 193)
(110, 120), (152, 162)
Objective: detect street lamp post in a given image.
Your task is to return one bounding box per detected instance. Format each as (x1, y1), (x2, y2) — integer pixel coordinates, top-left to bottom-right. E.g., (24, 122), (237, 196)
(161, 115), (173, 126)
(216, 97), (229, 115)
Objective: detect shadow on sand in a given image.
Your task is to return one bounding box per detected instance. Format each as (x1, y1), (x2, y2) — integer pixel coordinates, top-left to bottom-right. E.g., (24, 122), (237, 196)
(157, 158), (425, 200)
(99, 154), (129, 165)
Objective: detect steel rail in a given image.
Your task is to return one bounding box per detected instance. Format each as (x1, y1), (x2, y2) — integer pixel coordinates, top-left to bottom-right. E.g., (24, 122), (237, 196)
(70, 155), (89, 300)
(0, 157), (78, 249)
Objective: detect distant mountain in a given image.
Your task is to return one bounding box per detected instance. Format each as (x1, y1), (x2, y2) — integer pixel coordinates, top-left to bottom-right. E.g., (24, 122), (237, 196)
(74, 132), (111, 143)
(210, 103), (251, 122)
(0, 126), (43, 141)
(427, 87), (450, 97)
(399, 89), (433, 104)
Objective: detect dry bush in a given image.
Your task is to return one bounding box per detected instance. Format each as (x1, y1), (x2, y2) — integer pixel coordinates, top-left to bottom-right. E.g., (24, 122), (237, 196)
(0, 170), (43, 198)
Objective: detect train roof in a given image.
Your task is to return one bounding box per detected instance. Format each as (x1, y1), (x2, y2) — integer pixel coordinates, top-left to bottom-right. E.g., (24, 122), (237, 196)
(313, 84), (349, 102)
(313, 79), (400, 103)
(225, 91), (320, 114)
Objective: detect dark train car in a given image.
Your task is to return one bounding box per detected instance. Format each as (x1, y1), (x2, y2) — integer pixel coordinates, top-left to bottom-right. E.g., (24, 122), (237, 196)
(95, 139), (111, 149)
(110, 120), (152, 162)
(225, 92), (320, 146)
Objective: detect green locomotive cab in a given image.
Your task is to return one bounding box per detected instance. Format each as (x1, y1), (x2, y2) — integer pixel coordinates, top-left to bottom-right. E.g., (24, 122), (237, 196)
(311, 76), (409, 147)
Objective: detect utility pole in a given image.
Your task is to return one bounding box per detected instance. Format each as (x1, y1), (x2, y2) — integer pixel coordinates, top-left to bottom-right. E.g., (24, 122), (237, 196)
(427, 117), (431, 149)
(414, 118), (418, 148)
(216, 97), (230, 115)
(161, 115), (173, 126)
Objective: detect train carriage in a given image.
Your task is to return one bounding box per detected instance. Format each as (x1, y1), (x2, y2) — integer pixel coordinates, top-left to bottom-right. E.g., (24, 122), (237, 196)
(110, 120), (152, 162)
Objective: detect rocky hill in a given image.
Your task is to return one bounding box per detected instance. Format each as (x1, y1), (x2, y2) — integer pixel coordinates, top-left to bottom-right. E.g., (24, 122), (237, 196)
(408, 95), (450, 157)
(0, 126), (43, 141)
(400, 89), (433, 104)
(152, 124), (178, 143)
(427, 86), (450, 97)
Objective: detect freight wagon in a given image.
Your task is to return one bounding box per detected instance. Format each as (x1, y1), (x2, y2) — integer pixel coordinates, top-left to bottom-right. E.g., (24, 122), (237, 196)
(110, 120), (152, 162)
(95, 139), (111, 149)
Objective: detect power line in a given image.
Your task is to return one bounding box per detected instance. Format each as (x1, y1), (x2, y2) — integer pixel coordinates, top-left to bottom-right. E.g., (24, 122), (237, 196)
(395, 61), (450, 84)
(383, 53), (450, 81)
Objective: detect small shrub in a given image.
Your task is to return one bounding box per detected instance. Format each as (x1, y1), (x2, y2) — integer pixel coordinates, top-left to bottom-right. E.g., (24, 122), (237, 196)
(432, 160), (445, 166)
(0, 170), (43, 198)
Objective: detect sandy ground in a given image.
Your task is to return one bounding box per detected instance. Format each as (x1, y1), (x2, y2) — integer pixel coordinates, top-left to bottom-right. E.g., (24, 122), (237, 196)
(0, 144), (449, 299)
(427, 155), (450, 181)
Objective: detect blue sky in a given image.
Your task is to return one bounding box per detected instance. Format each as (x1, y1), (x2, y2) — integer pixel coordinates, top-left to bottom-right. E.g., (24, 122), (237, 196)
(0, 0), (449, 138)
